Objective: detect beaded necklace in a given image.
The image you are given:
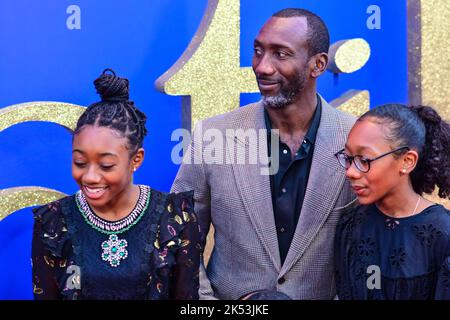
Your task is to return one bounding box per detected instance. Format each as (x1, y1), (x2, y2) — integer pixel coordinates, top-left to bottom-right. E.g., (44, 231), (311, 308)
(75, 185), (151, 267)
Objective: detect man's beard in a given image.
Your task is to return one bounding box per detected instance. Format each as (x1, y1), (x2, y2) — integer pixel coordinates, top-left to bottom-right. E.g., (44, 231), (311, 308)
(261, 73), (306, 109)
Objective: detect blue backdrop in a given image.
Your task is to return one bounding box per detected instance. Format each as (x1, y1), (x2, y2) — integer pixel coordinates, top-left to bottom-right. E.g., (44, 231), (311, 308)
(0, 0), (406, 299)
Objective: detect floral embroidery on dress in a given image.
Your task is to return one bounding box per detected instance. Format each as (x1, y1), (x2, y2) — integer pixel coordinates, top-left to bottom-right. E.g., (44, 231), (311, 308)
(440, 258), (450, 289)
(335, 204), (450, 299)
(389, 247), (406, 268)
(357, 237), (376, 258)
(412, 224), (442, 247)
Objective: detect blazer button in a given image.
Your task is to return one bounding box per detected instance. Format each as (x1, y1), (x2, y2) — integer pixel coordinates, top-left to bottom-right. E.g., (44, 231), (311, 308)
(278, 277), (286, 285)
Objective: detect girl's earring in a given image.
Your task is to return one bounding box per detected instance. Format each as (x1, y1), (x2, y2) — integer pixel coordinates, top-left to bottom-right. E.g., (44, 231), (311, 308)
(402, 168), (407, 173)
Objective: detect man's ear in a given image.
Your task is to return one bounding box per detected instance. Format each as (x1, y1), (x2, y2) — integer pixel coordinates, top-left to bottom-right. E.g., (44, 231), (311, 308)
(311, 53), (328, 78)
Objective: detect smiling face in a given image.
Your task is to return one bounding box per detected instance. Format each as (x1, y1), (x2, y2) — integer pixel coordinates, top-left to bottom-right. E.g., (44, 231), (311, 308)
(344, 119), (407, 205)
(72, 125), (143, 212)
(252, 16), (311, 108)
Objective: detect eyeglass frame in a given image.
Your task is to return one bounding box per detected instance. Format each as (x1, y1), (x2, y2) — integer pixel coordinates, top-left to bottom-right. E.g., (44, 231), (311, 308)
(334, 146), (410, 173)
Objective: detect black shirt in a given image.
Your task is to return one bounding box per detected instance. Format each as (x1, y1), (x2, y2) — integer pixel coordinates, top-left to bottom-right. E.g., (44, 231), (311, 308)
(265, 97), (322, 265)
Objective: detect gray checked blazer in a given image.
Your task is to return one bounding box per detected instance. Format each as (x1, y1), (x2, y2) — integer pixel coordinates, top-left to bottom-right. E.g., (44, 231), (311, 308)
(171, 96), (357, 299)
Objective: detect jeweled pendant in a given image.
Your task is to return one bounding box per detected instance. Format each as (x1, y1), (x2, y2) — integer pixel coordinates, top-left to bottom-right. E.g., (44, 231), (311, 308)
(101, 234), (128, 267)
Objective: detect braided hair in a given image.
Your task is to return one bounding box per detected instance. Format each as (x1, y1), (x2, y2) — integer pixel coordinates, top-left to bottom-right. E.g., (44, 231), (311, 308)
(359, 104), (450, 199)
(74, 69), (147, 156)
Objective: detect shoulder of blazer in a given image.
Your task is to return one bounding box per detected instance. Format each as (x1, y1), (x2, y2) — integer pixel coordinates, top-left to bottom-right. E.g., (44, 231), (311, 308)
(321, 98), (357, 136)
(197, 101), (262, 129)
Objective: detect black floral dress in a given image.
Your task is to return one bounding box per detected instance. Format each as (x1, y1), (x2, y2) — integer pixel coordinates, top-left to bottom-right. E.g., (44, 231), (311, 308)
(335, 203), (450, 300)
(31, 185), (201, 300)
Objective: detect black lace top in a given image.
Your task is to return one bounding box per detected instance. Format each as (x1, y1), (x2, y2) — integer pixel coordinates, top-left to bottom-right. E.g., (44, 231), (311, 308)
(335, 203), (450, 300)
(31, 186), (201, 300)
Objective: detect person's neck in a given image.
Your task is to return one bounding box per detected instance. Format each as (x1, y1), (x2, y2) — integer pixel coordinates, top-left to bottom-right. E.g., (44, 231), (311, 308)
(375, 182), (422, 218)
(92, 184), (140, 221)
(266, 89), (317, 135)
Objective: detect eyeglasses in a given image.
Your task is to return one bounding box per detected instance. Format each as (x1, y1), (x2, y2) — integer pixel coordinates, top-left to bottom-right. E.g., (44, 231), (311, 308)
(334, 146), (410, 173)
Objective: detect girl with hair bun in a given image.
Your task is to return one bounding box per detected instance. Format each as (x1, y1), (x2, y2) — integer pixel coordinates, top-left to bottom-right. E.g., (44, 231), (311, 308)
(334, 103), (450, 300)
(31, 69), (201, 300)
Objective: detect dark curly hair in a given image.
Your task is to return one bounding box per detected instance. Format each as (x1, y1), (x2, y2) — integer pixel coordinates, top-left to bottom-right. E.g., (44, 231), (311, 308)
(74, 69), (147, 156)
(359, 104), (450, 199)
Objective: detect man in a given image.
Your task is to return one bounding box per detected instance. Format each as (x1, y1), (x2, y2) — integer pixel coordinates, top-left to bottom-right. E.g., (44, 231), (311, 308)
(172, 8), (356, 299)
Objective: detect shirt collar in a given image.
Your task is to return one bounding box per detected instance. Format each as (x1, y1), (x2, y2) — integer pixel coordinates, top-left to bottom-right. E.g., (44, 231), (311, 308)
(264, 94), (322, 146)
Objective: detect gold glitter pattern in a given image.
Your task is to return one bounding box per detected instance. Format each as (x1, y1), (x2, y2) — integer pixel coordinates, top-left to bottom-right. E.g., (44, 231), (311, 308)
(430, 193), (450, 210)
(420, 0), (450, 121)
(407, 0), (422, 106)
(408, 0), (450, 209)
(328, 38), (371, 74)
(1, 0), (448, 220)
(331, 90), (370, 116)
(408, 0), (450, 121)
(0, 187), (67, 221)
(155, 0), (258, 130)
(0, 102), (83, 220)
(0, 101), (85, 133)
(425, 190), (450, 210)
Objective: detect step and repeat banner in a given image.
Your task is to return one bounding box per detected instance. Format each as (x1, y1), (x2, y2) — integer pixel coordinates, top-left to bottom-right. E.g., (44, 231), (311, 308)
(0, 0), (448, 299)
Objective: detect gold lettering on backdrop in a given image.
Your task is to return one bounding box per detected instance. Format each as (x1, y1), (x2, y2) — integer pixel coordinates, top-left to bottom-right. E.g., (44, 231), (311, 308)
(155, 0), (257, 131)
(408, 0), (450, 121)
(0, 102), (84, 132)
(155, 0), (371, 131)
(0, 0), (448, 220)
(330, 90), (370, 115)
(327, 38), (371, 116)
(0, 102), (85, 220)
(328, 38), (371, 74)
(0, 187), (67, 221)
(408, 0), (450, 208)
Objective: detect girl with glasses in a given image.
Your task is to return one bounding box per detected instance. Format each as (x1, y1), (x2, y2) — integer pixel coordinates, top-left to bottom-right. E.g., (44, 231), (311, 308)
(334, 103), (450, 300)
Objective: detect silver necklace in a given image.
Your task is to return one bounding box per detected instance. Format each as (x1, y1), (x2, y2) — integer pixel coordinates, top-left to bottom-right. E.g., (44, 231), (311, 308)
(411, 195), (421, 216)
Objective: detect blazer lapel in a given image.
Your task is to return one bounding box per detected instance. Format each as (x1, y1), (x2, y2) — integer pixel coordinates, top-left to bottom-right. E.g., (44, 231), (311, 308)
(280, 98), (349, 275)
(230, 102), (281, 271)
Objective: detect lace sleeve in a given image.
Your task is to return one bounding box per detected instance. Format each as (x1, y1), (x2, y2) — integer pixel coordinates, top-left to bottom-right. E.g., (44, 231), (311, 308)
(31, 202), (67, 299)
(168, 191), (201, 300)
